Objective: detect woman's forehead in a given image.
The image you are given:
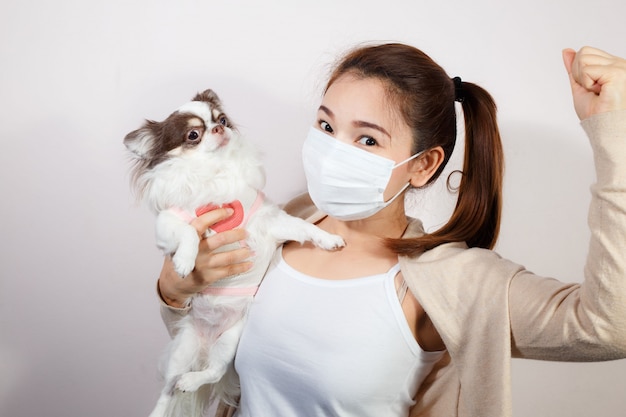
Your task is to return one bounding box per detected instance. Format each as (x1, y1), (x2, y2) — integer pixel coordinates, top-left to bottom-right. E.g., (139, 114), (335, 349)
(323, 75), (403, 126)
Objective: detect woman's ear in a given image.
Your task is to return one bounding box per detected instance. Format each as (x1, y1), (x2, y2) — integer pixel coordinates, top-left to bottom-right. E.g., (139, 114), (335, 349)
(409, 146), (445, 187)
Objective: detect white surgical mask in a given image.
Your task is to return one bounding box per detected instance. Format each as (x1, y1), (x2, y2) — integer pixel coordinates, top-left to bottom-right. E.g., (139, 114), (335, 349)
(302, 127), (423, 221)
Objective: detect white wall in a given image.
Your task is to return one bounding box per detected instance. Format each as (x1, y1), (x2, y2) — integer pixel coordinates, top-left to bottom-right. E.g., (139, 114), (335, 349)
(1, 0), (625, 416)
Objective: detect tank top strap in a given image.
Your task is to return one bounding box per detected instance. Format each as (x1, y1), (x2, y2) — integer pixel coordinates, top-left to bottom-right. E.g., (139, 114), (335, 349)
(387, 263), (401, 276)
(385, 264), (408, 302)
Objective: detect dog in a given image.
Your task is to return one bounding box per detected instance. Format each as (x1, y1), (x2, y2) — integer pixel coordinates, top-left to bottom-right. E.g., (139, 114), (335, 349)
(124, 89), (344, 417)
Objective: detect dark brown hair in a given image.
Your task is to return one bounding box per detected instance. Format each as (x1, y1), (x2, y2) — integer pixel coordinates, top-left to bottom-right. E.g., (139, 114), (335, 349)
(326, 43), (504, 255)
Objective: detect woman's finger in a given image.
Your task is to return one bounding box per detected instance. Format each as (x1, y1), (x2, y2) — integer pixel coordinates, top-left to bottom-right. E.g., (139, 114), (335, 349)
(575, 60), (617, 92)
(189, 207), (235, 236)
(201, 228), (248, 251)
(193, 245), (254, 282)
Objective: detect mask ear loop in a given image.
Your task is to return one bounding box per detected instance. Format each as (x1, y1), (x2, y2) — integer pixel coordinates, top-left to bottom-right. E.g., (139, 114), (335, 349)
(383, 150), (427, 205)
(392, 149), (426, 168)
(381, 182), (413, 205)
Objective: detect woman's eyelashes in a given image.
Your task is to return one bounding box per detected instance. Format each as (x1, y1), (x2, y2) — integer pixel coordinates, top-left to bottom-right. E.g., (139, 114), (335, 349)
(318, 120), (379, 147)
(357, 136), (378, 146)
(319, 120), (333, 133)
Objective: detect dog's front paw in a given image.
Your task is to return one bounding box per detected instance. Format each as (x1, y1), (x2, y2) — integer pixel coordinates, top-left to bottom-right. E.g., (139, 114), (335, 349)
(171, 252), (196, 277)
(314, 233), (345, 251)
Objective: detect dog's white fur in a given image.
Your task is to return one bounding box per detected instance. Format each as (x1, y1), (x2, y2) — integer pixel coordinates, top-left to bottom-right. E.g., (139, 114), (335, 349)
(124, 90), (344, 417)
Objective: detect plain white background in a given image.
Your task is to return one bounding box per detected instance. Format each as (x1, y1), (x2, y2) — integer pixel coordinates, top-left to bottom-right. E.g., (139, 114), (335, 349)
(1, 0), (625, 416)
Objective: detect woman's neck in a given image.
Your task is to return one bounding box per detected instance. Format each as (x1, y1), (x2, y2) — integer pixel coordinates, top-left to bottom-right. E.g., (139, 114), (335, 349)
(319, 199), (409, 239)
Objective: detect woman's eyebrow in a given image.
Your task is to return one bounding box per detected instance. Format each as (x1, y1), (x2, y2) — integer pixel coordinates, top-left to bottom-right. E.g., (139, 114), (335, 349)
(353, 120), (391, 138)
(318, 105), (391, 138)
(318, 105), (334, 117)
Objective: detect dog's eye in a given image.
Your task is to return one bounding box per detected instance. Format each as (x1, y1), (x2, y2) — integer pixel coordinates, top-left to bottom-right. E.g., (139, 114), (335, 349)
(219, 116), (228, 126)
(187, 129), (202, 142)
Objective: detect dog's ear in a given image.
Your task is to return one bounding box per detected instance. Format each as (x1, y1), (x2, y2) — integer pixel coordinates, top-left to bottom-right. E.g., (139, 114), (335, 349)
(123, 122), (157, 158)
(192, 89), (221, 107)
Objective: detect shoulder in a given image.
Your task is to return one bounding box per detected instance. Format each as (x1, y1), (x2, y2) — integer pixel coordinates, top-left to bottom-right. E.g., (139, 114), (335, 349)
(400, 243), (522, 351)
(400, 242), (524, 292)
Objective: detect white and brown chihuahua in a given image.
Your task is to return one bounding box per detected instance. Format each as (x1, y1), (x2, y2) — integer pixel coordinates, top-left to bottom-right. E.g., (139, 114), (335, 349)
(124, 89), (344, 417)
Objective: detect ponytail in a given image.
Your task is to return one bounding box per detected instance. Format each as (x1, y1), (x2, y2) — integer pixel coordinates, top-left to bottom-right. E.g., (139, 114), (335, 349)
(387, 80), (504, 256)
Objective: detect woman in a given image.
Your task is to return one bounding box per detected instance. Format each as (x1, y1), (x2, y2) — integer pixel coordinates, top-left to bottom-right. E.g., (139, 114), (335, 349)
(157, 43), (626, 416)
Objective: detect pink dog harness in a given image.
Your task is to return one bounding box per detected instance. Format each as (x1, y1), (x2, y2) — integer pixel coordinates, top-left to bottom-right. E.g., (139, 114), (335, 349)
(169, 189), (265, 297)
(169, 191), (264, 233)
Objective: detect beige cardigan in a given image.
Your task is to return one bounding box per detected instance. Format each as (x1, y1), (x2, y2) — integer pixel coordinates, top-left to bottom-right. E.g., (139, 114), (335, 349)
(161, 110), (626, 417)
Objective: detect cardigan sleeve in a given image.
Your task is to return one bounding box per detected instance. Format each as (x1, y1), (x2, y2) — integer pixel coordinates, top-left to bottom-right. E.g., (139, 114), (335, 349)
(509, 109), (626, 360)
(158, 283), (191, 338)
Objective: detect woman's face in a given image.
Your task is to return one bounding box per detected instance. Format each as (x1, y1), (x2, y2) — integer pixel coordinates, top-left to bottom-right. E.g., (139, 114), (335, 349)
(315, 74), (416, 202)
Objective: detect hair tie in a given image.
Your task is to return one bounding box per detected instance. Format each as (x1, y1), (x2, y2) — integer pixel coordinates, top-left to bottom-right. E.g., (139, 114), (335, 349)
(452, 76), (465, 102)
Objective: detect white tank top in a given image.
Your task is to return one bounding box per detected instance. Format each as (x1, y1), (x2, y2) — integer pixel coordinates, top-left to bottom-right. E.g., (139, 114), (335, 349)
(234, 251), (444, 417)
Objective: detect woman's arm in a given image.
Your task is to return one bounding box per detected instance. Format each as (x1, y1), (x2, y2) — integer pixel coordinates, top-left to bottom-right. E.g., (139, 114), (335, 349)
(510, 47), (626, 359)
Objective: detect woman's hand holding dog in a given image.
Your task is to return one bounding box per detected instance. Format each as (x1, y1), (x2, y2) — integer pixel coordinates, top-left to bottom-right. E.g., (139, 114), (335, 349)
(158, 207), (254, 308)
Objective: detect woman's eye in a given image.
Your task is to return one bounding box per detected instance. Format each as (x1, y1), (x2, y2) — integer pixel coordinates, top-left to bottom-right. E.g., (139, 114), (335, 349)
(320, 121), (333, 133)
(357, 136), (377, 146)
